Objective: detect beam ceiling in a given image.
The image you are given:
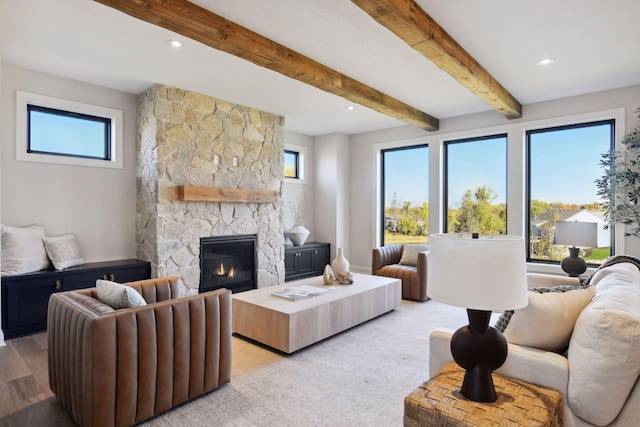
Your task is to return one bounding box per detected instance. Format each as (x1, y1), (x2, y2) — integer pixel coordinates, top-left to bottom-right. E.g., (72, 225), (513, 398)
(352, 0), (522, 119)
(93, 0), (439, 131)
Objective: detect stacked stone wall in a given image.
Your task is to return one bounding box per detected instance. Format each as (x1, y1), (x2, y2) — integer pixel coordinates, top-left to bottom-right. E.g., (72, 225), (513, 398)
(137, 84), (285, 295)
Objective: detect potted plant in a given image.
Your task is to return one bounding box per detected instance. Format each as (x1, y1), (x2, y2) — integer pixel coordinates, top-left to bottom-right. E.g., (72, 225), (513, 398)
(595, 108), (640, 237)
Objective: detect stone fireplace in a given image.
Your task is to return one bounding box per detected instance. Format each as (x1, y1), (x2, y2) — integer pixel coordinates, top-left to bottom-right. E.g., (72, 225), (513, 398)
(136, 84), (285, 296)
(200, 234), (257, 294)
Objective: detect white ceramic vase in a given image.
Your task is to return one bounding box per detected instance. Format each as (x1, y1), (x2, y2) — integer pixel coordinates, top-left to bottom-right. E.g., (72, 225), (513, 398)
(286, 225), (310, 246)
(331, 247), (350, 276)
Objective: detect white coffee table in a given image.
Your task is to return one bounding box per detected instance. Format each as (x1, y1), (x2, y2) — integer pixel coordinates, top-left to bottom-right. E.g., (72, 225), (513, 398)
(231, 273), (402, 353)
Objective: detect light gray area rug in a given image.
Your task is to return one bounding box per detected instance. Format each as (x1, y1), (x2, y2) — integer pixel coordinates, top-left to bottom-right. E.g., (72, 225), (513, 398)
(142, 300), (468, 427)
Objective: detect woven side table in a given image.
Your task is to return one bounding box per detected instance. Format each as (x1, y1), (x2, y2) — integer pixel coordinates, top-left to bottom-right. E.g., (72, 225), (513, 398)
(404, 362), (562, 427)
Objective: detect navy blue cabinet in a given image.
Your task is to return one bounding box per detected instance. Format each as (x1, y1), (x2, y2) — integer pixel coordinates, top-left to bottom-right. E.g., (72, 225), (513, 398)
(1, 259), (150, 339)
(284, 242), (330, 282)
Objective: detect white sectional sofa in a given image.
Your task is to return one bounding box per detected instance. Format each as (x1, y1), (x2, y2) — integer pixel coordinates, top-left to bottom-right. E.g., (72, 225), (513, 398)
(429, 259), (640, 427)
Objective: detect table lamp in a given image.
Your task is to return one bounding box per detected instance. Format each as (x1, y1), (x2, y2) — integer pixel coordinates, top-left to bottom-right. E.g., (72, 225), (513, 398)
(427, 233), (528, 402)
(554, 221), (598, 277)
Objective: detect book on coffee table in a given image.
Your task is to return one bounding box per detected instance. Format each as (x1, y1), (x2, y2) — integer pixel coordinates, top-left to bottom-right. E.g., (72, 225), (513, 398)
(272, 285), (330, 301)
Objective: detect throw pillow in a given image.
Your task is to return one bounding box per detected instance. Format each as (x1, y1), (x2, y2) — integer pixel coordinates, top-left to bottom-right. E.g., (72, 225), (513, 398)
(567, 263), (640, 426)
(399, 244), (429, 267)
(1, 223), (51, 276)
(43, 233), (84, 270)
(96, 279), (147, 309)
(495, 285), (595, 353)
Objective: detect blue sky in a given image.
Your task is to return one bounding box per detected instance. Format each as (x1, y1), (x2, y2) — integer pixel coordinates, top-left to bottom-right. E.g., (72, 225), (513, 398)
(384, 122), (612, 208)
(30, 109), (107, 158)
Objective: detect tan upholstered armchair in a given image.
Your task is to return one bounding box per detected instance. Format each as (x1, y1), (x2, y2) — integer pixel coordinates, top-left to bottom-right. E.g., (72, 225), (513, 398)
(48, 277), (232, 427)
(372, 244), (429, 301)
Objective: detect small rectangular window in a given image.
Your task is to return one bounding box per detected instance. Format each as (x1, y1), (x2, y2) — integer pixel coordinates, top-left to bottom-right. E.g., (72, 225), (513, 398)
(16, 91), (123, 169)
(284, 150), (299, 179)
(27, 105), (111, 160)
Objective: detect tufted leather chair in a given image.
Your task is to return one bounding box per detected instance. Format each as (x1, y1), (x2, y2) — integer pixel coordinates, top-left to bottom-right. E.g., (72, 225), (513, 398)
(48, 276), (231, 427)
(372, 244), (429, 301)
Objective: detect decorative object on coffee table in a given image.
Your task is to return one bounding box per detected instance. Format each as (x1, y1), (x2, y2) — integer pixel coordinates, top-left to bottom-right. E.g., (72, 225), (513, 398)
(554, 220), (598, 277)
(427, 233), (528, 402)
(331, 247), (350, 276)
(286, 224), (310, 246)
(323, 264), (335, 285)
(336, 271), (354, 284)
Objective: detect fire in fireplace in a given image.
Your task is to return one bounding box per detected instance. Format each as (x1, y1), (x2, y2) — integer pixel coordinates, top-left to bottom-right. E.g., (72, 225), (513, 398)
(199, 234), (257, 293)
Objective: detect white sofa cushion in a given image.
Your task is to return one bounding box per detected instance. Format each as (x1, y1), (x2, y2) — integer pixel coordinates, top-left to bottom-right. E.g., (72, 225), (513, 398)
(502, 285), (594, 353)
(96, 279), (147, 309)
(43, 233), (84, 270)
(568, 263), (640, 426)
(399, 244), (429, 267)
(1, 223), (51, 276)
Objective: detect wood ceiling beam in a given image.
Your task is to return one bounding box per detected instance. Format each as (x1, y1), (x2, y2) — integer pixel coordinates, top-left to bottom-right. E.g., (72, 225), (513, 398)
(93, 0), (439, 131)
(352, 0), (522, 119)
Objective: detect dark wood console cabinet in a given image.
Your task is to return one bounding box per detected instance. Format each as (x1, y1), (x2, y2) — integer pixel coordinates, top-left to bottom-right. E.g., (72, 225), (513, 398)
(1, 259), (150, 339)
(284, 242), (330, 282)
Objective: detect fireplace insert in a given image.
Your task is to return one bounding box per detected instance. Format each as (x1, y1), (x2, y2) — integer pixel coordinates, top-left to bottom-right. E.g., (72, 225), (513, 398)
(199, 234), (257, 293)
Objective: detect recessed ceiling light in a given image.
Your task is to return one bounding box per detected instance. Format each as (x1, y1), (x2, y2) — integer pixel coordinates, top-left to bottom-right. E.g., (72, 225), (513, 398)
(168, 40), (183, 48)
(346, 105), (355, 111)
(536, 58), (555, 66)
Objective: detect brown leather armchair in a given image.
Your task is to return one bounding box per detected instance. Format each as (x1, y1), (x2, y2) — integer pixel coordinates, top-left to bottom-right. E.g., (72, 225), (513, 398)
(372, 244), (429, 301)
(48, 277), (231, 427)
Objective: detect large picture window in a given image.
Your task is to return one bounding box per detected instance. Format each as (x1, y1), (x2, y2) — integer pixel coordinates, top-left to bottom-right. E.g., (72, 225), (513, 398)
(444, 135), (507, 235)
(527, 120), (614, 265)
(381, 144), (429, 245)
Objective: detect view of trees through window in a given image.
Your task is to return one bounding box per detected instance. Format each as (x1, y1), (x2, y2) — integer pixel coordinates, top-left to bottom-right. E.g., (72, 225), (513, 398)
(284, 150), (299, 178)
(380, 121), (614, 268)
(445, 135), (507, 235)
(381, 144), (429, 245)
(527, 120), (614, 265)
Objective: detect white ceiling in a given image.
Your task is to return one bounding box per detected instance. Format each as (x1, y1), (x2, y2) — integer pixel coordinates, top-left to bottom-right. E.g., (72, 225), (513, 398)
(1, 0), (639, 136)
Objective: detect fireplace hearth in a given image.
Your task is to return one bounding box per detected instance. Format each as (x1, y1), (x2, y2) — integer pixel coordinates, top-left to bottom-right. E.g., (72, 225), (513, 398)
(200, 234), (257, 293)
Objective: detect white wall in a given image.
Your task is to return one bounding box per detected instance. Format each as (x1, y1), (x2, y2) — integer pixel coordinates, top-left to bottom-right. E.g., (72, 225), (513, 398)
(282, 130), (315, 240)
(1, 65), (139, 262)
(315, 133), (350, 260)
(348, 84), (640, 272)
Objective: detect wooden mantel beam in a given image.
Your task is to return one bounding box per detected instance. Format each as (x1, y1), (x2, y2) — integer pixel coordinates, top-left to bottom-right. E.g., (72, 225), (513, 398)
(93, 0), (439, 131)
(352, 0), (522, 119)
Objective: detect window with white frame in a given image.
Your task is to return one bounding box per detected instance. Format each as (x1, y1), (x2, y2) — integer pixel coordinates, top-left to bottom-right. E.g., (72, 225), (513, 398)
(16, 91), (123, 169)
(527, 120), (615, 266)
(284, 144), (307, 183)
(444, 134), (507, 235)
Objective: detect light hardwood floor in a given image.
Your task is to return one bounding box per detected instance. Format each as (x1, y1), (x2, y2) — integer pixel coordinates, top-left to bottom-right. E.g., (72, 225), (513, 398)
(0, 333), (76, 426)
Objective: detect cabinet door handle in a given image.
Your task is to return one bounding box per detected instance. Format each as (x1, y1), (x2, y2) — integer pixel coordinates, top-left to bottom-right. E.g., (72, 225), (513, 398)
(110, 273), (115, 281)
(103, 274), (109, 280)
(314, 250), (318, 254)
(55, 280), (62, 291)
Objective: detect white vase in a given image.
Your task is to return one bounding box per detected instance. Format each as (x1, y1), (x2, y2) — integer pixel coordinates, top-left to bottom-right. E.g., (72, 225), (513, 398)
(331, 247), (350, 276)
(286, 225), (310, 246)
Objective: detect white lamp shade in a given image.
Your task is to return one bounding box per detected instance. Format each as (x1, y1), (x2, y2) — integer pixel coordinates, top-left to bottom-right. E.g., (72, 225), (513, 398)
(554, 221), (598, 248)
(427, 234), (528, 311)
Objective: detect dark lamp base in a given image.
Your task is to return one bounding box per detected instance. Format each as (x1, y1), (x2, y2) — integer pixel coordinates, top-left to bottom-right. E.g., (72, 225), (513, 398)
(560, 246), (587, 277)
(450, 309), (508, 402)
